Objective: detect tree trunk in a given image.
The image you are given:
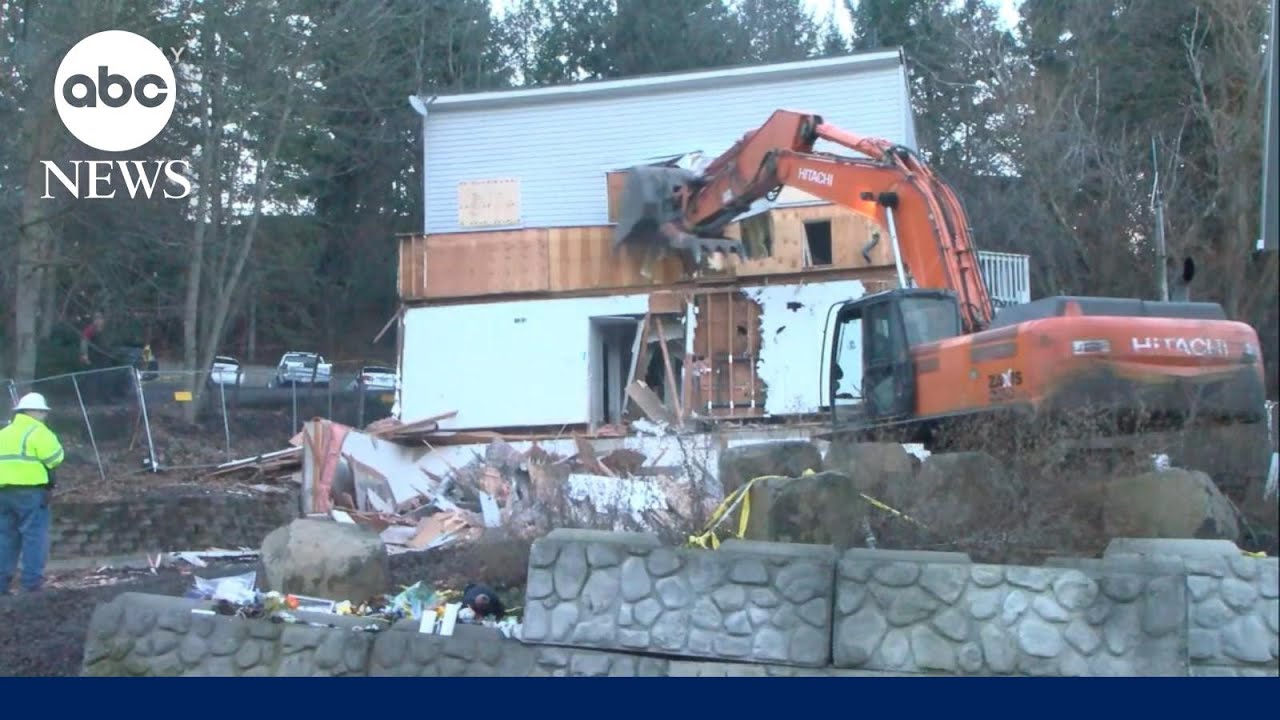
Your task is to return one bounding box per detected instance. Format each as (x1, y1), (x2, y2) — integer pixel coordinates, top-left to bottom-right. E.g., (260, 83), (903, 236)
(15, 105), (59, 383)
(247, 290), (257, 364)
(190, 86), (297, 414)
(38, 259), (57, 341)
(181, 17), (220, 423)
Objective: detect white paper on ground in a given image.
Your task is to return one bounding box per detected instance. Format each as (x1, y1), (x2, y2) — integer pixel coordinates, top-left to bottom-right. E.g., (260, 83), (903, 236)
(439, 603), (461, 636)
(478, 491), (501, 528)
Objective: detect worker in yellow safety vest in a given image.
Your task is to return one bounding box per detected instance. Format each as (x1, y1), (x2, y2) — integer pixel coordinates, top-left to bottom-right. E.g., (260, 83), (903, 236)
(0, 392), (64, 595)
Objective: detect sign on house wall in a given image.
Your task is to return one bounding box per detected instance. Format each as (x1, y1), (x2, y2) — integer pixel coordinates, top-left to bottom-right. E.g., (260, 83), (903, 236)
(458, 178), (521, 228)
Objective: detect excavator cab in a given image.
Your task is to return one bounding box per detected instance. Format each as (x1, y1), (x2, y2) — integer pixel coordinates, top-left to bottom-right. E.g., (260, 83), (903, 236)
(827, 288), (962, 428)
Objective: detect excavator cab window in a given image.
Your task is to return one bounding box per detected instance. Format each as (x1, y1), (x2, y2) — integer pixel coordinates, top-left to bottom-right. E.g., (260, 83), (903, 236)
(828, 290), (924, 425)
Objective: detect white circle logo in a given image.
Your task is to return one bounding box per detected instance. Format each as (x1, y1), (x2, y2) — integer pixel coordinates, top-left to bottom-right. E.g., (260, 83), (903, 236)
(54, 30), (176, 153)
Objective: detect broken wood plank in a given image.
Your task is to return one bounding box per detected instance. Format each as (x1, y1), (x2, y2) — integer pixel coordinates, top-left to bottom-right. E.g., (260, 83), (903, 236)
(380, 526), (419, 546)
(655, 316), (684, 423)
(407, 512), (471, 549)
(370, 410), (460, 438)
(573, 434), (616, 477)
(626, 380), (677, 427)
(623, 313), (653, 419)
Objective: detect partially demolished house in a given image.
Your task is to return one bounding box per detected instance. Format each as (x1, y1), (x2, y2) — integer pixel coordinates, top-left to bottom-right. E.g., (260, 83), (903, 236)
(284, 51), (1034, 546)
(396, 49), (1030, 433)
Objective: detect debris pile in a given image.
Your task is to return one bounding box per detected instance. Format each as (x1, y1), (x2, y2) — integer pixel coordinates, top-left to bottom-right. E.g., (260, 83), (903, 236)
(392, 431), (706, 545)
(183, 571), (520, 637)
(311, 413), (710, 552)
(200, 430), (304, 483)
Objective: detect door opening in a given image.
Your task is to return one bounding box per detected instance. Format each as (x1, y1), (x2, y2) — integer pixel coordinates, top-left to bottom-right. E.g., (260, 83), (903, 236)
(589, 316), (640, 426)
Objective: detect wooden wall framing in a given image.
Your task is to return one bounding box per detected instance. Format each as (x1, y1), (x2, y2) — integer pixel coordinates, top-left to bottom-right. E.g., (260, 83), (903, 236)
(688, 289), (766, 418)
(398, 202), (895, 302)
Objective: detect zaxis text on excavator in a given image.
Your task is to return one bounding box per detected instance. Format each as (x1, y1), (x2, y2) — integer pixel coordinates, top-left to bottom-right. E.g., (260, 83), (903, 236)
(614, 109), (1268, 467)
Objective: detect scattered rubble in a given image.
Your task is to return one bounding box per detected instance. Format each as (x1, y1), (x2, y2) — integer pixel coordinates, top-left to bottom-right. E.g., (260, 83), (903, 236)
(284, 413), (718, 558)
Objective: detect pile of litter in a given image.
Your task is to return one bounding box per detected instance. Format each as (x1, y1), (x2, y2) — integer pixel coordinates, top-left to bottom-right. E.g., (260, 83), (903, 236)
(184, 571), (520, 638)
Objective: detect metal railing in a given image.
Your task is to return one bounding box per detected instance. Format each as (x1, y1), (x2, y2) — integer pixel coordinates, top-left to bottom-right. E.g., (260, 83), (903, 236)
(977, 250), (1032, 309)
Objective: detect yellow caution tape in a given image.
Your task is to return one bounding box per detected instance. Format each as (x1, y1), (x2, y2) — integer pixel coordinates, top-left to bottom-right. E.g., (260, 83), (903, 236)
(686, 473), (795, 550)
(1241, 550), (1268, 559)
(856, 492), (929, 531)
(686, 468), (930, 550)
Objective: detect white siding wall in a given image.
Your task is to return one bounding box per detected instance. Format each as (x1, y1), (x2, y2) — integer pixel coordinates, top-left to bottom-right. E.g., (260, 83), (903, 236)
(421, 62), (913, 234)
(401, 294), (651, 429)
(400, 279), (872, 429)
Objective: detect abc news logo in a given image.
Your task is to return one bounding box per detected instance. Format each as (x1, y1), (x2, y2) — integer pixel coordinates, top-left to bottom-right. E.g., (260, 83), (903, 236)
(61, 66), (169, 110)
(42, 30), (191, 200)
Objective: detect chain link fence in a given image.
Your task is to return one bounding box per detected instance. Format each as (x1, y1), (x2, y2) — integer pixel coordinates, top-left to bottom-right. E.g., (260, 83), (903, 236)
(3, 359), (395, 487)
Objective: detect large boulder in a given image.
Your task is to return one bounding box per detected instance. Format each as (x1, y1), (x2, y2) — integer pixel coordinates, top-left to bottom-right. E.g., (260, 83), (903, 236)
(822, 441), (915, 501)
(906, 451), (1021, 537)
(1104, 467), (1239, 542)
(260, 518), (390, 602)
(717, 441), (822, 496)
(748, 471), (872, 548)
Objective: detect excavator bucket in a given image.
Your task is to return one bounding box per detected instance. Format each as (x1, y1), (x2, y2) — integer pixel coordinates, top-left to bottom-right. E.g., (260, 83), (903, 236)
(613, 165), (745, 263)
(612, 165), (697, 250)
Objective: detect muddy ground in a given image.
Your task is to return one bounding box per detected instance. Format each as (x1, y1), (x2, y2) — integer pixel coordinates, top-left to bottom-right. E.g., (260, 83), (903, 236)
(0, 535), (532, 677)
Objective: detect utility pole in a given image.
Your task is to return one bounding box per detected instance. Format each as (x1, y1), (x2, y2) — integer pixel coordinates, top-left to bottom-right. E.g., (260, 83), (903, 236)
(1150, 137), (1169, 301)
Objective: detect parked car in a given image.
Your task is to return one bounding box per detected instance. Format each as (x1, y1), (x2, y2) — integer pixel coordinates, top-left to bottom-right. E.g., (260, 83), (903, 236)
(271, 351), (331, 387)
(208, 355), (244, 386)
(347, 365), (397, 391)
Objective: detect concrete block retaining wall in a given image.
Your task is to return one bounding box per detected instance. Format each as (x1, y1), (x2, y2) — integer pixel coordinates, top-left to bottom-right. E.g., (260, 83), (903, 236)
(82, 532), (1278, 677)
(520, 530), (836, 667)
(50, 487), (300, 560)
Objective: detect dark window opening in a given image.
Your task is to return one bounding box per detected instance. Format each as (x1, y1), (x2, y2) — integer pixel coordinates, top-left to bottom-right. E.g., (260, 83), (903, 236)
(741, 213), (773, 258)
(804, 220), (832, 266)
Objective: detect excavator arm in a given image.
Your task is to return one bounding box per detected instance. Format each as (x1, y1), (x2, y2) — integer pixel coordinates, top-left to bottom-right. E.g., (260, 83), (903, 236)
(616, 109), (995, 332)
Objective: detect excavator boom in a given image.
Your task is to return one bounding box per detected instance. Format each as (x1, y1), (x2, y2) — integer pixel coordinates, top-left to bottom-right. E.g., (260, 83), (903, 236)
(615, 109), (994, 331)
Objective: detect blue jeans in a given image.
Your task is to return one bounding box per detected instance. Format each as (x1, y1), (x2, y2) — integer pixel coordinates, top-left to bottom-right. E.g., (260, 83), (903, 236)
(0, 487), (51, 594)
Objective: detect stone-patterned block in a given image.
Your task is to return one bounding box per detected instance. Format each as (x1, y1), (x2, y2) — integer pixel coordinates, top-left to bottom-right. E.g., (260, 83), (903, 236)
(1184, 554), (1278, 671)
(82, 592), (376, 677)
(833, 550), (1189, 676)
(522, 529), (837, 667)
(368, 623), (536, 677)
(531, 647), (670, 677)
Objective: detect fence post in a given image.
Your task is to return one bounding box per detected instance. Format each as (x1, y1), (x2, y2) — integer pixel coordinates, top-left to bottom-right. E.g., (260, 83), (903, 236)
(70, 372), (107, 482)
(327, 376), (334, 422)
(357, 382), (366, 428)
(219, 377), (231, 460)
(291, 380), (298, 434)
(133, 368), (158, 472)
(5, 379), (17, 407)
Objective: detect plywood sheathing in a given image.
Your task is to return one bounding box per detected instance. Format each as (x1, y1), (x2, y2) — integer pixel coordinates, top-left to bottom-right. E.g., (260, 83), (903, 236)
(648, 290), (689, 315)
(605, 171), (628, 224)
(726, 205), (892, 276)
(424, 231), (550, 297)
(397, 234), (428, 302)
(458, 178), (521, 228)
(398, 203), (895, 302)
(548, 227), (685, 292)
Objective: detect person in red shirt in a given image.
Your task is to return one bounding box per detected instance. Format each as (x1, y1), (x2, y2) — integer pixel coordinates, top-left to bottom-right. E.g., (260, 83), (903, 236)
(79, 312), (104, 367)
(79, 313), (106, 403)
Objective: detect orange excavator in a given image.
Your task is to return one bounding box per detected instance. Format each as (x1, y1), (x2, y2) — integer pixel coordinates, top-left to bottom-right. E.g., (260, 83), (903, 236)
(614, 109), (1269, 461)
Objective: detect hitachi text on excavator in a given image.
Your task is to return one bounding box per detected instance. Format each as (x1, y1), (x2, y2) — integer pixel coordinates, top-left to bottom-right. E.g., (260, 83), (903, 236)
(613, 109), (1269, 474)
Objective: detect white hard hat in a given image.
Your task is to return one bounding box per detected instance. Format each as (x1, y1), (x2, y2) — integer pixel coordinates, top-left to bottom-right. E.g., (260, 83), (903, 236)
(14, 392), (51, 412)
